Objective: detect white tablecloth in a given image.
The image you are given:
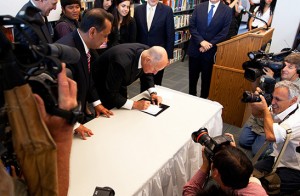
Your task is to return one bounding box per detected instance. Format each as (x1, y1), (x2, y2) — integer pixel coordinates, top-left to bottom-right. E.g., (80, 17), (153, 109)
(68, 86), (223, 196)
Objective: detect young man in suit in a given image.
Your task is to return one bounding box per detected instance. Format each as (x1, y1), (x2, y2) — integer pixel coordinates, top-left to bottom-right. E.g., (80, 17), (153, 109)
(56, 8), (114, 140)
(14, 0), (58, 44)
(92, 43), (169, 110)
(134, 0), (175, 86)
(188, 0), (232, 98)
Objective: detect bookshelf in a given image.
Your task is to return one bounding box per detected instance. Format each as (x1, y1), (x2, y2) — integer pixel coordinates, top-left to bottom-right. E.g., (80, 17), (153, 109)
(81, 0), (95, 10)
(163, 0), (201, 63)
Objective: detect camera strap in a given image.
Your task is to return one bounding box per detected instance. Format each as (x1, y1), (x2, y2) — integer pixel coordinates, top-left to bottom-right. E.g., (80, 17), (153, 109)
(252, 105), (298, 165)
(278, 105), (298, 125)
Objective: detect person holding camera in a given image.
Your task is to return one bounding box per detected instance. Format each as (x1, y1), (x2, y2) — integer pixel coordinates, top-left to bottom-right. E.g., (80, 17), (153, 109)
(239, 53), (300, 157)
(250, 80), (300, 194)
(56, 8), (114, 140)
(0, 63), (78, 196)
(183, 133), (267, 195)
(264, 53), (300, 87)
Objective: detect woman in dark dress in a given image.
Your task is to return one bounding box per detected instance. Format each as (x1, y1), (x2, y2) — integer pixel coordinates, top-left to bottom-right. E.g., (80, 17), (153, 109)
(108, 0), (136, 47)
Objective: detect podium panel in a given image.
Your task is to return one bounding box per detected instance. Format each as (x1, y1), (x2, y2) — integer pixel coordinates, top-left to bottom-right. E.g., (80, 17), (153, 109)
(209, 65), (251, 126)
(209, 28), (274, 127)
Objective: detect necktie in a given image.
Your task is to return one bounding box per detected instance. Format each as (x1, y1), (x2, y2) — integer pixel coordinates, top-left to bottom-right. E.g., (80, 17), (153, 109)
(87, 51), (91, 73)
(147, 7), (153, 31)
(207, 5), (215, 26)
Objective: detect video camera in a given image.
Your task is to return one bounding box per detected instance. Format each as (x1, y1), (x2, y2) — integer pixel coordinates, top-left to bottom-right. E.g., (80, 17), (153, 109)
(241, 75), (276, 106)
(0, 10), (83, 124)
(0, 8), (83, 176)
(191, 127), (232, 161)
(242, 49), (293, 82)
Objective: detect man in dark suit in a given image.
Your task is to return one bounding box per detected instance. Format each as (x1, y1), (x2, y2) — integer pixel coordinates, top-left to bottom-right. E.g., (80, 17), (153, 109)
(92, 43), (169, 110)
(134, 0), (175, 86)
(188, 0), (232, 98)
(14, 0), (58, 44)
(56, 8), (114, 140)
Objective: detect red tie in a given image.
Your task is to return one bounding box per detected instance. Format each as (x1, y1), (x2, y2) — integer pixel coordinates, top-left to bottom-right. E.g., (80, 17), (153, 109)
(87, 51), (91, 73)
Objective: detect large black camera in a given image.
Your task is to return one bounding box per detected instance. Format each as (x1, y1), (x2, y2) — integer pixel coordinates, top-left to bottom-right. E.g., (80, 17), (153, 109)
(241, 75), (276, 106)
(0, 8), (82, 177)
(0, 12), (82, 122)
(242, 49), (292, 82)
(191, 127), (232, 161)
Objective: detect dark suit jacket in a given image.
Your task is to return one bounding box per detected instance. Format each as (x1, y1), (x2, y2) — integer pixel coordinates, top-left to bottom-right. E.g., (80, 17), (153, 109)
(108, 17), (136, 47)
(14, 1), (53, 45)
(187, 2), (232, 58)
(134, 3), (175, 59)
(56, 30), (99, 116)
(92, 43), (154, 109)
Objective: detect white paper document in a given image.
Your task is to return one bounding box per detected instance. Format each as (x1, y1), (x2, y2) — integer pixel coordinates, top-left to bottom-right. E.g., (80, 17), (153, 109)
(142, 104), (162, 115)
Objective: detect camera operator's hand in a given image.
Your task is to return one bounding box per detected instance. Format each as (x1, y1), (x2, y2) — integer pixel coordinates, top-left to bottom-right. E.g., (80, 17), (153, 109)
(74, 124), (94, 140)
(35, 63), (77, 141)
(262, 67), (274, 78)
(34, 63), (77, 196)
(224, 133), (236, 147)
(94, 104), (114, 118)
(200, 147), (211, 174)
(250, 87), (269, 117)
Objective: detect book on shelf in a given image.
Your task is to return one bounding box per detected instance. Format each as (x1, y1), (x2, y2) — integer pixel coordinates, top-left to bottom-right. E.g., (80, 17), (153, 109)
(163, 0), (196, 12)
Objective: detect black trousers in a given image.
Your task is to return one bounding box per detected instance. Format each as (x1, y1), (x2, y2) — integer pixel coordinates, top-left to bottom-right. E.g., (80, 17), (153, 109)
(188, 51), (215, 98)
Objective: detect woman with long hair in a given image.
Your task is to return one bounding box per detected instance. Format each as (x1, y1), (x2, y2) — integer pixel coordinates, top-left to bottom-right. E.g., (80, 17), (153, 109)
(108, 0), (136, 47)
(249, 0), (277, 30)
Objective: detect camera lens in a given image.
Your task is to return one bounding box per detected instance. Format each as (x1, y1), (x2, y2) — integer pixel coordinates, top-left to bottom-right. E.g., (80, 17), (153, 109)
(241, 91), (261, 103)
(191, 127), (211, 146)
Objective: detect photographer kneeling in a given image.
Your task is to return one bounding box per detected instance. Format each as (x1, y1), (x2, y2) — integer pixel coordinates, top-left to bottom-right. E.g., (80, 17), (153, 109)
(250, 80), (300, 194)
(239, 53), (300, 157)
(183, 133), (267, 196)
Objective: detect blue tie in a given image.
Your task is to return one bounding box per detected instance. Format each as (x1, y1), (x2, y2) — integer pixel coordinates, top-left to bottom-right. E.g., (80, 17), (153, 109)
(207, 5), (215, 26)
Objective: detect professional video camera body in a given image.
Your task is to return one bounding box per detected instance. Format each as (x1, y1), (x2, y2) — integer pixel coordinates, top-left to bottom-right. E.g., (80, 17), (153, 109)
(242, 49), (294, 82)
(191, 127), (232, 161)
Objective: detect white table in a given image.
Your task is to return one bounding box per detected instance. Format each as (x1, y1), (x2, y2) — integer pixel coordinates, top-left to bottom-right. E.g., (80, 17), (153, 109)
(68, 86), (223, 196)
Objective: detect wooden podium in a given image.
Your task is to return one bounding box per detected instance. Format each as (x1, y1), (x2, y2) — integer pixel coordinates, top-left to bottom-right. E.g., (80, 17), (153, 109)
(208, 27), (274, 127)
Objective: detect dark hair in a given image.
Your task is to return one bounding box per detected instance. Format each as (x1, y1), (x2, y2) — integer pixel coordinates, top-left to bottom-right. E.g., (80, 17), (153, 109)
(212, 145), (253, 190)
(111, 0), (132, 27)
(258, 0), (277, 16)
(60, 0), (81, 8)
(94, 0), (114, 13)
(79, 8), (113, 33)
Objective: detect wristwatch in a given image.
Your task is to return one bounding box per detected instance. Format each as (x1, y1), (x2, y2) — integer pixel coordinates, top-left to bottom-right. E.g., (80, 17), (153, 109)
(50, 104), (84, 125)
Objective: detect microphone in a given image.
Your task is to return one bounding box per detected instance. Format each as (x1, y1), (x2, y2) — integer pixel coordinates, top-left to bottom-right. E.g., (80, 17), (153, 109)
(35, 43), (81, 64)
(239, 6), (269, 30)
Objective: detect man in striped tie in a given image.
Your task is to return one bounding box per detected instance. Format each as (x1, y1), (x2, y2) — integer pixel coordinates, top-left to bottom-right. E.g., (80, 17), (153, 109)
(56, 8), (114, 140)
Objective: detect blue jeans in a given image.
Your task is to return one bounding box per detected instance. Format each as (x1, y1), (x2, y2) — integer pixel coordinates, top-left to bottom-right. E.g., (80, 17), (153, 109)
(239, 124), (273, 157)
